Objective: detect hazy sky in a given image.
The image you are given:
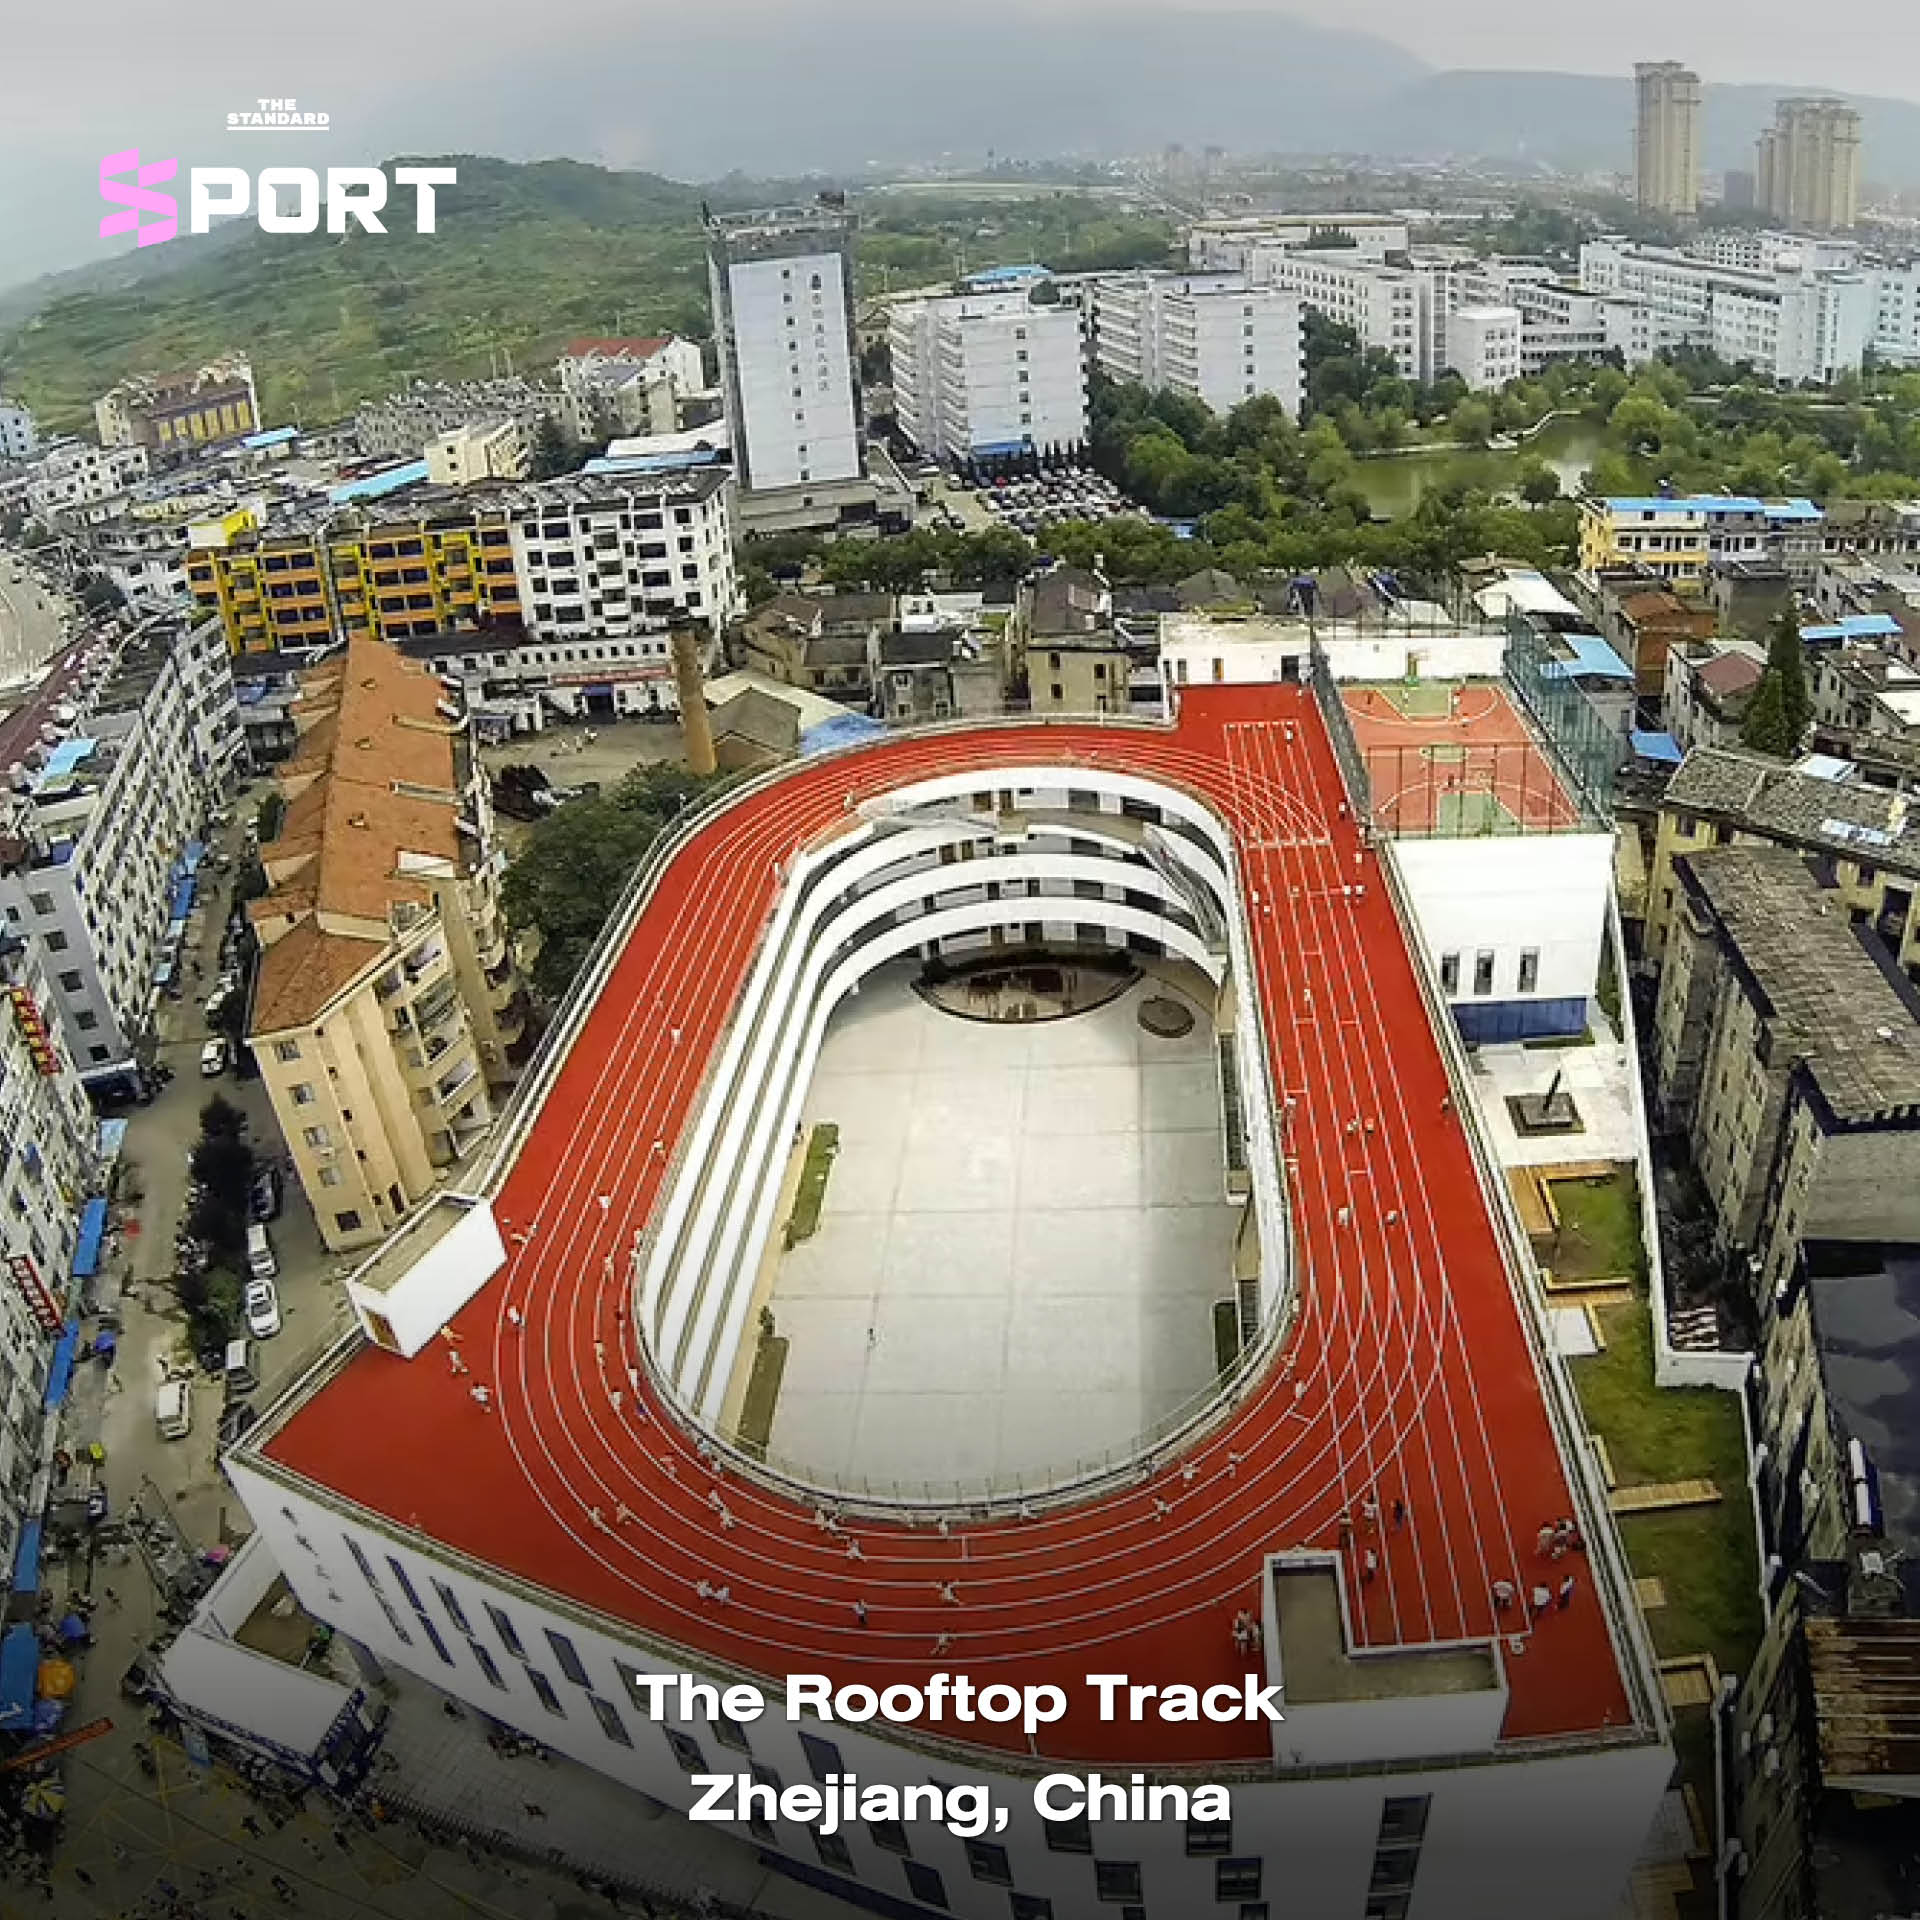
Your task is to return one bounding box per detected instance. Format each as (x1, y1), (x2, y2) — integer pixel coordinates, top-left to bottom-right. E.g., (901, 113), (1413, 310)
(1, 0), (1913, 295)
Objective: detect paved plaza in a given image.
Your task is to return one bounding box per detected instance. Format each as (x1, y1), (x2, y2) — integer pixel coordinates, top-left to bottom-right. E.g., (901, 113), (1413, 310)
(765, 966), (1238, 1493)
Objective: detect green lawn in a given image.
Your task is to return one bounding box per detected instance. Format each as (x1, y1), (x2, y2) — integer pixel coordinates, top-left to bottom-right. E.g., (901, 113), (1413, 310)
(784, 1123), (840, 1249)
(1546, 1170), (1643, 1283)
(1570, 1258), (1762, 1682)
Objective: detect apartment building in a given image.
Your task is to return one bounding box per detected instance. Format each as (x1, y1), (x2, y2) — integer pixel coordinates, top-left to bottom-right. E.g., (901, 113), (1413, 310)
(1250, 248), (1427, 380)
(355, 379), (563, 461)
(1088, 271), (1304, 417)
(736, 592), (893, 707)
(1186, 213), (1414, 271)
(706, 204), (864, 501)
(555, 336), (707, 443)
(424, 420), (530, 488)
(247, 639), (525, 1254)
(1653, 844), (1920, 1281)
(1758, 98), (1863, 231)
(95, 356), (259, 454)
(1011, 566), (1142, 715)
(1644, 745), (1920, 967)
(188, 498), (522, 654)
(1634, 62), (1701, 217)
(1579, 496), (1826, 591)
(889, 286), (1087, 462)
(0, 396), (37, 465)
(0, 928), (97, 1581)
(1450, 266), (1654, 374)
(1580, 240), (1877, 383)
(19, 441), (152, 521)
(505, 469), (739, 641)
(0, 616), (239, 1073)
(1662, 641), (1766, 752)
(1444, 305), (1523, 392)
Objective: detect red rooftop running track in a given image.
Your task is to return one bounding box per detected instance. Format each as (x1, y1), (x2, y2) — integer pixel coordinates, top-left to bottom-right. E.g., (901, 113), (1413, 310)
(265, 685), (1634, 1766)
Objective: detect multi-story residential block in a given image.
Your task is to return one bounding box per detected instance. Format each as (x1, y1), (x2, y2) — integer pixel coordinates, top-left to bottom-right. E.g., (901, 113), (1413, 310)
(354, 379), (563, 461)
(555, 336), (707, 443)
(1249, 247), (1428, 380)
(1579, 495), (1826, 590)
(1444, 305), (1524, 392)
(1660, 640), (1766, 752)
(1653, 843), (1920, 1279)
(706, 204), (864, 503)
(1809, 633), (1920, 741)
(0, 395), (37, 465)
(1757, 98), (1863, 231)
(1088, 272), (1304, 417)
(188, 498), (522, 654)
(889, 286), (1087, 463)
(20, 440), (151, 521)
(1577, 569), (1719, 700)
(1013, 566), (1143, 715)
(1634, 62), (1701, 217)
(1644, 745), (1920, 968)
(94, 355), (259, 454)
(736, 592), (894, 707)
(1186, 213), (1415, 271)
(0, 616), (239, 1074)
(0, 929), (97, 1580)
(504, 469), (739, 641)
(246, 638), (525, 1253)
(424, 420), (531, 488)
(1580, 240), (1877, 383)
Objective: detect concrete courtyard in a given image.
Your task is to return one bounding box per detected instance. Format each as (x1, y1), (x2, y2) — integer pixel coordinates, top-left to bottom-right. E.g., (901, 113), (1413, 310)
(764, 965), (1239, 1495)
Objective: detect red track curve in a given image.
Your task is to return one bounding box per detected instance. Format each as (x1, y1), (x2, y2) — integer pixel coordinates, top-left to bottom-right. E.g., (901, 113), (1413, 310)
(264, 685), (1633, 1766)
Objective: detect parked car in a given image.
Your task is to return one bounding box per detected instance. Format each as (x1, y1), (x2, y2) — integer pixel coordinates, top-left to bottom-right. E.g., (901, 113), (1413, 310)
(243, 1278), (281, 1339)
(199, 1037), (229, 1077)
(248, 1164), (283, 1223)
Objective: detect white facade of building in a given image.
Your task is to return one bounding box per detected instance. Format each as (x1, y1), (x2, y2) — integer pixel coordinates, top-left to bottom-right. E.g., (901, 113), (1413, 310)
(556, 338), (707, 444)
(1251, 251), (1427, 380)
(889, 289), (1087, 462)
(226, 1449), (1670, 1920)
(1580, 241), (1878, 383)
(707, 210), (862, 495)
(1444, 305), (1524, 392)
(425, 420), (532, 489)
(24, 441), (151, 519)
(506, 471), (740, 642)
(0, 933), (95, 1575)
(1089, 272), (1305, 417)
(0, 617), (238, 1072)
(0, 400), (37, 465)
(1187, 214), (1414, 271)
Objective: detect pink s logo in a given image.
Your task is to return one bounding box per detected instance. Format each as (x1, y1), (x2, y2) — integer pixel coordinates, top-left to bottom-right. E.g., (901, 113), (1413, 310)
(99, 149), (179, 247)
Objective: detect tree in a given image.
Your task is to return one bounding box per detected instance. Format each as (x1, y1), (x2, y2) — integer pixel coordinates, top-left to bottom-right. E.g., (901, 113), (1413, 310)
(1764, 603), (1811, 748)
(529, 415), (576, 480)
(501, 765), (731, 998)
(1740, 671), (1795, 757)
(1450, 398), (1495, 447)
(1516, 463), (1562, 506)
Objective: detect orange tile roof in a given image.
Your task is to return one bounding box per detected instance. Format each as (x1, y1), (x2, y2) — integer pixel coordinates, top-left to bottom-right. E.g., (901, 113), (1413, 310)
(249, 637), (466, 1032)
(251, 921), (383, 1036)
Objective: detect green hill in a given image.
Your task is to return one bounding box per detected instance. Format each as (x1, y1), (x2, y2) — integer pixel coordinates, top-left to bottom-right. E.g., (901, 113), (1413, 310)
(0, 156), (1172, 435)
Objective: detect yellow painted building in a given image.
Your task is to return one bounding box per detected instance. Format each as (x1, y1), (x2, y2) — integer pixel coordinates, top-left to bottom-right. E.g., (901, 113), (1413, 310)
(246, 638), (527, 1253)
(187, 503), (522, 654)
(94, 355), (260, 452)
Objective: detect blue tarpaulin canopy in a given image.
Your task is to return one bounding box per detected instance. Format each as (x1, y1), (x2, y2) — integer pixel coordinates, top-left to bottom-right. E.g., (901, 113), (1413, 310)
(168, 874), (195, 923)
(42, 1322), (80, 1411)
(72, 1196), (108, 1279)
(0, 1624), (38, 1730)
(1630, 728), (1684, 767)
(8, 1521), (41, 1598)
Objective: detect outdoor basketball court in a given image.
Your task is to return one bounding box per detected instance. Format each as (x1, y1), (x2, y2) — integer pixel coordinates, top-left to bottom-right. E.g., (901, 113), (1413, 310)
(1344, 681), (1583, 834)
